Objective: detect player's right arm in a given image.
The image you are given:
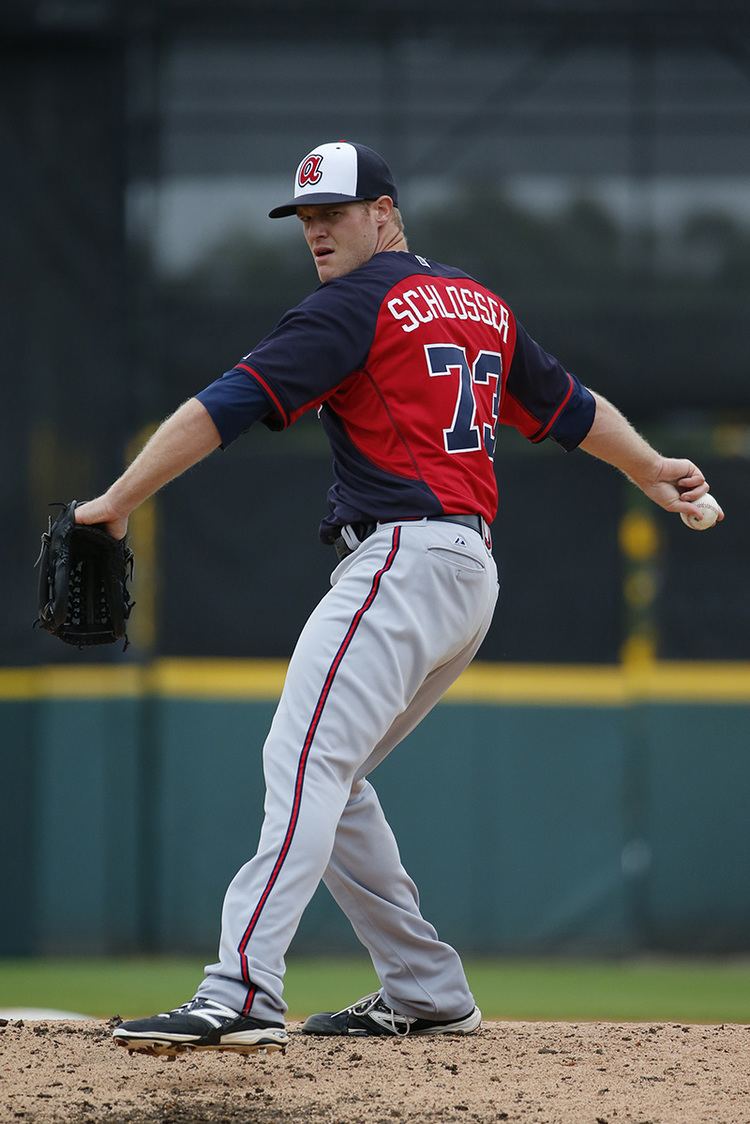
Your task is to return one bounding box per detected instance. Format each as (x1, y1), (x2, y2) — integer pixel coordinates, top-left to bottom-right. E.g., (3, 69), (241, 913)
(498, 320), (723, 524)
(579, 391), (723, 521)
(74, 398), (223, 539)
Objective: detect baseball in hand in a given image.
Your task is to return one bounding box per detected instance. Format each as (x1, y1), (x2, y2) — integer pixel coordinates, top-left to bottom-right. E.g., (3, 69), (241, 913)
(680, 493), (721, 531)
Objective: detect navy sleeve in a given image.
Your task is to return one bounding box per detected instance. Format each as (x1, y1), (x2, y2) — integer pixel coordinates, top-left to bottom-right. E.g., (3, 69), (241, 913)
(500, 321), (595, 450)
(550, 378), (596, 450)
(237, 274), (383, 427)
(195, 368), (275, 448)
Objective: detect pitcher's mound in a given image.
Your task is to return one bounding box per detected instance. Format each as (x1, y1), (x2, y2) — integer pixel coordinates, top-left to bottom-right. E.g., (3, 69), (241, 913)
(0, 1007), (89, 1020)
(1, 1017), (748, 1123)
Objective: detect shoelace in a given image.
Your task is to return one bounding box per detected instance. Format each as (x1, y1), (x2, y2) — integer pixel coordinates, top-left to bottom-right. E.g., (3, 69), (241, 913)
(158, 999), (201, 1018)
(340, 992), (413, 1037)
(160, 998), (235, 1020)
(172, 999), (202, 1014)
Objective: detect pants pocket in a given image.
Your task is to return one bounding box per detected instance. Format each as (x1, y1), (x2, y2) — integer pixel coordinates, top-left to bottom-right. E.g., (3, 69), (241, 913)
(426, 544), (486, 574)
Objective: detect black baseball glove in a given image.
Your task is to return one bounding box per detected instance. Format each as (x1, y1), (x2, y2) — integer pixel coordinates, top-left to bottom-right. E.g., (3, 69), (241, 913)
(35, 501), (135, 649)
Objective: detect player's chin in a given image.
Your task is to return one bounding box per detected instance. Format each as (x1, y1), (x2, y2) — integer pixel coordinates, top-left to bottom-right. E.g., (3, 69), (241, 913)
(314, 255), (340, 281)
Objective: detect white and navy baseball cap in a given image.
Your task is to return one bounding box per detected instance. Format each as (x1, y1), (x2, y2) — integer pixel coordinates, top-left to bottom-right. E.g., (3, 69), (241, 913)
(268, 140), (398, 218)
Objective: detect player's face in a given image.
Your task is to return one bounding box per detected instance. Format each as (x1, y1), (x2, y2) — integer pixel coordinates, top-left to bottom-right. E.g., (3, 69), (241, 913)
(297, 202), (380, 282)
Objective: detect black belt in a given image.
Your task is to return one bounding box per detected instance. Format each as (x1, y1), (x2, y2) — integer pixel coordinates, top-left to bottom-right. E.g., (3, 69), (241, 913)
(333, 514), (486, 562)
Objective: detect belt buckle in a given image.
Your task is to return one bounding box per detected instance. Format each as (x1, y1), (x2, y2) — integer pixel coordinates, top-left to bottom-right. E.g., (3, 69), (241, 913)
(334, 537), (351, 562)
(340, 525), (363, 554)
(335, 522), (375, 561)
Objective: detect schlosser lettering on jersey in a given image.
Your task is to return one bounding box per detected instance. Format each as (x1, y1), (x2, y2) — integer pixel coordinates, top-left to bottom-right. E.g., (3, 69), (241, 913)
(197, 251), (595, 542)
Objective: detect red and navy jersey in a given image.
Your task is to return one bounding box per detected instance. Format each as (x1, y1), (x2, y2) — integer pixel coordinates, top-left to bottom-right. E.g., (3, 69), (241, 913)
(197, 251), (595, 542)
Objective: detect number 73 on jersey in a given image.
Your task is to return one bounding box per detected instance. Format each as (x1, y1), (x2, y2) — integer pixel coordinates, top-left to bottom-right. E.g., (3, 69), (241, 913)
(425, 344), (502, 459)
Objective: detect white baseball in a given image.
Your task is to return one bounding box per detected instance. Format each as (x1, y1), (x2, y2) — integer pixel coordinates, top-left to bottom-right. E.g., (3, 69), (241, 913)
(680, 493), (721, 531)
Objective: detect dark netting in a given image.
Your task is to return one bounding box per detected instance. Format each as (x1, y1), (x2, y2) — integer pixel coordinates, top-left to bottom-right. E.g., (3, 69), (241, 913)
(3, 0), (749, 663)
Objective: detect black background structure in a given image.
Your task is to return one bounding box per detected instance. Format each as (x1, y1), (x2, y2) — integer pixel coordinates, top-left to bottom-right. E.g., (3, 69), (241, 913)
(3, 0), (749, 664)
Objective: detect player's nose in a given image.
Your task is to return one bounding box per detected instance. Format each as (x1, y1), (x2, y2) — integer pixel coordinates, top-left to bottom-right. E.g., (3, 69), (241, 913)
(305, 215), (329, 239)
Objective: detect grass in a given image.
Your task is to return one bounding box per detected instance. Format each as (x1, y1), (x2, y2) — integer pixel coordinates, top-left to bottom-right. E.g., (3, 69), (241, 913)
(1, 957), (749, 1023)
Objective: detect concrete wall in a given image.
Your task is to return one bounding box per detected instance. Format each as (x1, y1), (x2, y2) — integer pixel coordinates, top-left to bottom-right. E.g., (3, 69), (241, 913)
(2, 661), (749, 957)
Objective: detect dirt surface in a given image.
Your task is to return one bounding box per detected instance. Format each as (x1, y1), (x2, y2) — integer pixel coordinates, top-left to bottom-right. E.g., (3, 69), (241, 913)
(1, 1017), (749, 1123)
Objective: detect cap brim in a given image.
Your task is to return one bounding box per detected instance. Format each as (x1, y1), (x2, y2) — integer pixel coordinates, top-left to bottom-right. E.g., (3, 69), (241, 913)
(268, 192), (369, 219)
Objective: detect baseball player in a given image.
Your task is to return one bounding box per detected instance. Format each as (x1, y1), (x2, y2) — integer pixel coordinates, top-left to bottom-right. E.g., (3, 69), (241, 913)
(74, 141), (721, 1054)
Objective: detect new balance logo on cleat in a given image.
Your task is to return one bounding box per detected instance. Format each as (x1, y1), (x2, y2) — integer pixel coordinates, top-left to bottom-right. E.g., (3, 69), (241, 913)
(300, 992), (482, 1037)
(112, 997), (288, 1057)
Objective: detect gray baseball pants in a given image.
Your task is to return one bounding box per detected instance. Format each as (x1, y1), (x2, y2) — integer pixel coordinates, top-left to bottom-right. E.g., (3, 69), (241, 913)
(196, 518), (498, 1023)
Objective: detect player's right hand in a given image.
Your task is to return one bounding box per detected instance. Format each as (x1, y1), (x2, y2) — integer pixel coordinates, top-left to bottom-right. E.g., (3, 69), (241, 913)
(640, 457), (724, 522)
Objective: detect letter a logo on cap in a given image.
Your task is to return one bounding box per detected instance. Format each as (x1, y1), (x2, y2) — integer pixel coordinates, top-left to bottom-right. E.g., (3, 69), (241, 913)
(298, 153), (323, 188)
(269, 140), (398, 218)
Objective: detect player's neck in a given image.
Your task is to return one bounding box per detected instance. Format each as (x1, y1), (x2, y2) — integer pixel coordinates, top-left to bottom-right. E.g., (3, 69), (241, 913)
(376, 227), (408, 255)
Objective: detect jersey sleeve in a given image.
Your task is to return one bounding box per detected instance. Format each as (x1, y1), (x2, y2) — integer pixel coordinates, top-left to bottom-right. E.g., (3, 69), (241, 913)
(195, 368), (275, 448)
(499, 321), (595, 450)
(231, 276), (383, 430)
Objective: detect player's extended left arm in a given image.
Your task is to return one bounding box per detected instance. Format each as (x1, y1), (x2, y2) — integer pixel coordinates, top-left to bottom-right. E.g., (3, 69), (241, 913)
(578, 391), (724, 522)
(74, 398), (222, 539)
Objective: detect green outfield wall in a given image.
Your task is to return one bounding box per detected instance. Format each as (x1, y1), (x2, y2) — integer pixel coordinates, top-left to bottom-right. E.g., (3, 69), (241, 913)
(1, 661), (749, 957)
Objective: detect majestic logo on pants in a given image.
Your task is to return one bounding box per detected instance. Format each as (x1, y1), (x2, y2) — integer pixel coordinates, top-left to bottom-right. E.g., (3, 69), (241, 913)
(298, 154), (324, 187)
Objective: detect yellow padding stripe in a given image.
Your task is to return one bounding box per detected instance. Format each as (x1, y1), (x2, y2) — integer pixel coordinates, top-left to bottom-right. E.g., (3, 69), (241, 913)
(152, 660), (286, 699)
(0, 660), (748, 704)
(0, 666), (141, 699)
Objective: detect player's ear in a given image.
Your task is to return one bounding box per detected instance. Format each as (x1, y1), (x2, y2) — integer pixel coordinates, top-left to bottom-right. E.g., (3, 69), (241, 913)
(373, 195), (394, 226)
